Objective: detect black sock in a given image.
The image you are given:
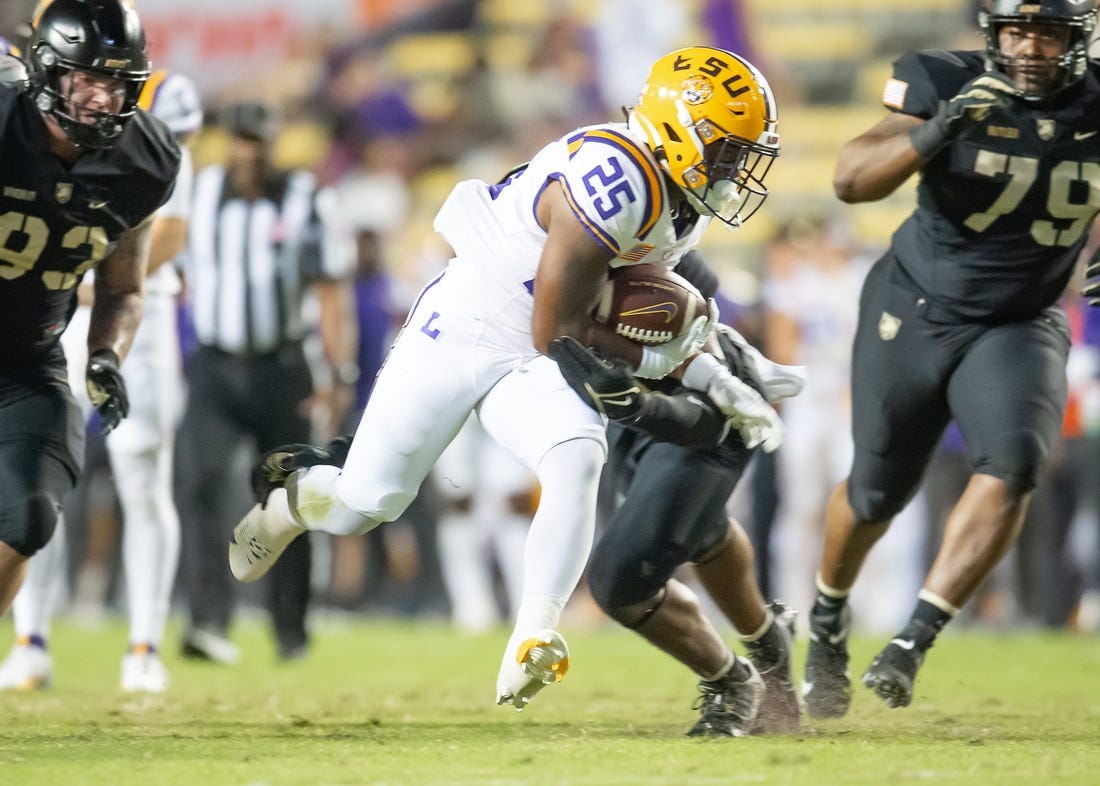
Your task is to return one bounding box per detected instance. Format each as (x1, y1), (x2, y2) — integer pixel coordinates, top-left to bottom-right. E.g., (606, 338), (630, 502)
(745, 620), (784, 671)
(897, 599), (952, 653)
(810, 592), (848, 634)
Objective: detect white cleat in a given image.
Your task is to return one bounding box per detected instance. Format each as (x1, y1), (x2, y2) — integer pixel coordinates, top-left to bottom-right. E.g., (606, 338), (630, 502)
(228, 487), (306, 583)
(121, 649), (169, 693)
(0, 640), (53, 691)
(180, 628), (241, 665)
(495, 629), (570, 711)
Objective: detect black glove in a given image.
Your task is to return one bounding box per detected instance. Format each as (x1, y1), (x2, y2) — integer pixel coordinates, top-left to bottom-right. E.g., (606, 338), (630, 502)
(548, 337), (642, 421)
(1083, 248), (1100, 305)
(909, 71), (1017, 158)
(86, 349), (129, 435)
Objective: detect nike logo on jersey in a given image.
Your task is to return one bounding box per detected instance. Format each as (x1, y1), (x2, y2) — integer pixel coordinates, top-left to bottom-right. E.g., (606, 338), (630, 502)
(889, 638), (916, 651)
(1074, 130), (1098, 141)
(89, 199), (110, 209)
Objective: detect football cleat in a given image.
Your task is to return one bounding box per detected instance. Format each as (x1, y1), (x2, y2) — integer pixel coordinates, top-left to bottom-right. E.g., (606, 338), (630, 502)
(180, 628), (241, 665)
(687, 657), (765, 738)
(229, 486), (306, 582)
(495, 629), (570, 711)
(802, 603), (853, 719)
(0, 638), (53, 691)
(121, 647), (169, 693)
(749, 601), (801, 734)
(861, 624), (932, 709)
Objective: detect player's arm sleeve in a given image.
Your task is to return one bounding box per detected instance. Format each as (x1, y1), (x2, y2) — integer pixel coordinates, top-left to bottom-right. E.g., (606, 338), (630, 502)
(624, 390), (727, 448)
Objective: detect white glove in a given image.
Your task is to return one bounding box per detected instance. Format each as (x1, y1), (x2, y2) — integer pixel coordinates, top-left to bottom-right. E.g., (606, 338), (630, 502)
(716, 324), (807, 402)
(634, 297), (718, 379)
(682, 353), (784, 452)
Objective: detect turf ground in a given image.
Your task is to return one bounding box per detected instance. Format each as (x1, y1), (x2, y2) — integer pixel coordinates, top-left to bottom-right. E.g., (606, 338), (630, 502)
(0, 619), (1098, 785)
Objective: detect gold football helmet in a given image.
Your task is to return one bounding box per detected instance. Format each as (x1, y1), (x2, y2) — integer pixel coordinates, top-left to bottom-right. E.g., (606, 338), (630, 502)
(629, 46), (780, 228)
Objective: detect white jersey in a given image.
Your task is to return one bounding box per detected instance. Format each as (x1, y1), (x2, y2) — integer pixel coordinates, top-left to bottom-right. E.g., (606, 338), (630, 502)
(433, 122), (708, 343)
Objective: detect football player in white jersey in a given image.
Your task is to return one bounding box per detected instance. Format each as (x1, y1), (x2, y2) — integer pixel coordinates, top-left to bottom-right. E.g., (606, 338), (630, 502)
(0, 71), (201, 693)
(230, 46), (784, 710)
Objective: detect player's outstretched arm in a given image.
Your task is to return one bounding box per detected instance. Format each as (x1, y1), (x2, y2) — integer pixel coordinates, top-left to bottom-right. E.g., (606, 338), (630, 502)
(834, 112), (926, 203)
(549, 337), (728, 449)
(85, 219), (152, 433)
(88, 219), (151, 365)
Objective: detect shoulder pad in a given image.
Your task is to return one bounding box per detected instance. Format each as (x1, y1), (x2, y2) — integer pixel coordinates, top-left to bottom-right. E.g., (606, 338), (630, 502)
(886, 50), (983, 117)
(555, 125), (666, 254)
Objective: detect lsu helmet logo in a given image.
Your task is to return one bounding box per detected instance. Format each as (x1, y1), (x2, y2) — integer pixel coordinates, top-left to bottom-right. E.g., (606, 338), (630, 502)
(681, 77), (714, 105)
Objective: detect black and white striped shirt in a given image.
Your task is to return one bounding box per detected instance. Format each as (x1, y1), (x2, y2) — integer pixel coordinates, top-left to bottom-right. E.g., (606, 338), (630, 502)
(184, 166), (350, 355)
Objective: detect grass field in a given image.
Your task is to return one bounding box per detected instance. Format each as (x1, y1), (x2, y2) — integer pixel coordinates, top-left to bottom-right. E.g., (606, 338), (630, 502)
(0, 618), (1098, 785)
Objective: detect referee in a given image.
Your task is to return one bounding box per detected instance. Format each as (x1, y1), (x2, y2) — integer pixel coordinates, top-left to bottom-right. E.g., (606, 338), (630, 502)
(176, 102), (356, 661)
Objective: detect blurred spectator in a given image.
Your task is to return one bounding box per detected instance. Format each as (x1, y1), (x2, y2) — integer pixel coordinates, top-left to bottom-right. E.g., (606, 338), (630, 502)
(175, 102), (356, 662)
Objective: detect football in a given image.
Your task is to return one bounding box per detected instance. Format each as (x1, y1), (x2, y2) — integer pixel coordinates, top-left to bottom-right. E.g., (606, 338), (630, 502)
(593, 263), (707, 345)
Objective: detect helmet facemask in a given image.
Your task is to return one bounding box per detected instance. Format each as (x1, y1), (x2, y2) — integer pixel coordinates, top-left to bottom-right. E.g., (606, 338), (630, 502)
(979, 3), (1097, 100)
(34, 52), (145, 149)
(680, 118), (776, 228)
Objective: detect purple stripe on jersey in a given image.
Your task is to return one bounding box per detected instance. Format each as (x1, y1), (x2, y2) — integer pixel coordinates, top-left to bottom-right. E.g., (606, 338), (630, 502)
(400, 268), (447, 330)
(538, 172), (619, 254)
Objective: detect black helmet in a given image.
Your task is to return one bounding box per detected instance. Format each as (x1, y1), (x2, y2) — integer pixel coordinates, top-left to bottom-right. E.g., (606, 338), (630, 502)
(979, 0), (1098, 99)
(27, 0), (150, 149)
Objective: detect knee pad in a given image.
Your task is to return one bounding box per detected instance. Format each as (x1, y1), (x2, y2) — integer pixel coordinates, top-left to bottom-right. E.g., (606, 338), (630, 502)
(0, 492), (62, 556)
(848, 482), (907, 524)
(596, 586), (667, 629)
(588, 534), (676, 613)
(985, 429), (1046, 493)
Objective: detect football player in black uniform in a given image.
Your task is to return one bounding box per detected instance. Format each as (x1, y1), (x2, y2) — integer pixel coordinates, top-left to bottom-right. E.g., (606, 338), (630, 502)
(548, 289), (806, 737)
(802, 0), (1100, 717)
(0, 0), (179, 619)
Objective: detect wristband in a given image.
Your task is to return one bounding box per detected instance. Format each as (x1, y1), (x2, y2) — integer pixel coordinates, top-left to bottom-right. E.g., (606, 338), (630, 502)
(636, 345), (674, 379)
(907, 113), (951, 159)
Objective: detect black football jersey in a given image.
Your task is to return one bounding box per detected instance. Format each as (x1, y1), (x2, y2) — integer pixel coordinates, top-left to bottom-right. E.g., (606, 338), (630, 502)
(885, 50), (1100, 322)
(0, 84), (180, 359)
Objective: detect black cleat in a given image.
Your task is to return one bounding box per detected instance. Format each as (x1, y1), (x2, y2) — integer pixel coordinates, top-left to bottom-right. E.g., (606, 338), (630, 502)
(802, 603), (852, 719)
(687, 659), (765, 738)
(861, 629), (929, 709)
(250, 443), (332, 506)
(749, 601), (802, 734)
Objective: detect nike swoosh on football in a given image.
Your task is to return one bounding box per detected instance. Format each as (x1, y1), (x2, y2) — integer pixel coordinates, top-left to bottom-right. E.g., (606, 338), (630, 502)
(620, 301), (679, 323)
(889, 637), (916, 650)
(1074, 131), (1097, 141)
